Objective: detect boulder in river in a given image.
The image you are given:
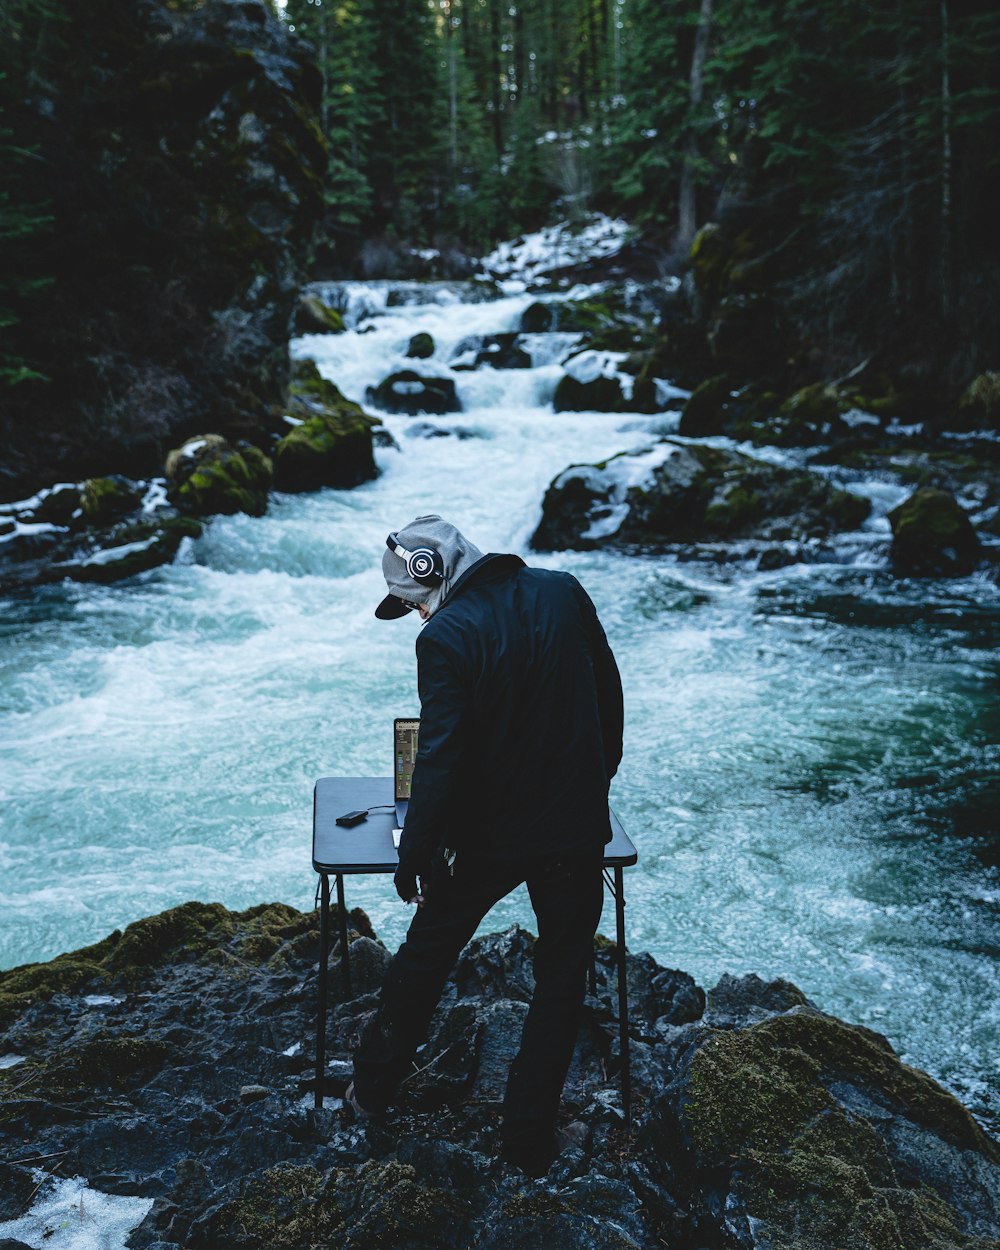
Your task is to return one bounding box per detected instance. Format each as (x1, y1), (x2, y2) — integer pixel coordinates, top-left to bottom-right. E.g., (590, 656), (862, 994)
(888, 487), (981, 577)
(406, 331), (436, 359)
(274, 362), (379, 492)
(165, 435), (273, 518)
(0, 903), (997, 1248)
(553, 351), (626, 413)
(531, 438), (871, 551)
(367, 370), (462, 415)
(81, 475), (144, 526)
(293, 293), (345, 336)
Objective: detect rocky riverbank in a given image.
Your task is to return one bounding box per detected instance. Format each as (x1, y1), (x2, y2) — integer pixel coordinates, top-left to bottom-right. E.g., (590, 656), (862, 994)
(1, 902), (998, 1249)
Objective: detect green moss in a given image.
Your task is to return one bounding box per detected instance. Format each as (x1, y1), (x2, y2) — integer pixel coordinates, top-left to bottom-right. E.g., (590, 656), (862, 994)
(295, 293), (345, 335)
(172, 441), (272, 517)
(704, 485), (765, 534)
(679, 374), (732, 436)
(685, 1010), (1000, 1250)
(957, 371), (1000, 427)
(81, 476), (143, 525)
(0, 901), (362, 1028)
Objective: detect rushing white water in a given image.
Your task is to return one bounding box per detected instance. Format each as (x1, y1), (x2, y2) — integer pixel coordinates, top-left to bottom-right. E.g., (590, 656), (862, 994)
(1, 280), (998, 1130)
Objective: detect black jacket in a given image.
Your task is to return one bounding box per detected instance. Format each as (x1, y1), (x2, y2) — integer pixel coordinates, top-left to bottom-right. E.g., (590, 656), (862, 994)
(398, 554), (624, 876)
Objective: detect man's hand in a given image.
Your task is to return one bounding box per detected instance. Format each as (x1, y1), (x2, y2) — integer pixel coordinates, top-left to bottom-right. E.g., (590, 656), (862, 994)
(394, 865), (426, 907)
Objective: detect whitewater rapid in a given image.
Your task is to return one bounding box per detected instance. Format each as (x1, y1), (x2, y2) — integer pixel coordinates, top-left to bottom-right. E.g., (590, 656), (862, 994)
(1, 279), (997, 1128)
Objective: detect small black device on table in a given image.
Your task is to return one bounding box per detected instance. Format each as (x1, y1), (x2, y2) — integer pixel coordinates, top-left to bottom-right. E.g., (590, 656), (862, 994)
(312, 775), (638, 1124)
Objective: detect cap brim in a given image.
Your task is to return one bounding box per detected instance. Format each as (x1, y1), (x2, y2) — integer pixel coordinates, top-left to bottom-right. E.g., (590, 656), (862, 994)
(375, 594), (413, 620)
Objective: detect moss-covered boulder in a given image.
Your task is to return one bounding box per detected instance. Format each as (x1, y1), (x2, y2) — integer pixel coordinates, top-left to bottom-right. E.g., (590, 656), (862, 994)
(165, 434), (273, 518)
(274, 361), (380, 491)
(956, 372), (1000, 432)
(293, 293), (345, 336)
(888, 487), (981, 577)
(367, 370), (461, 415)
(519, 296), (623, 336)
(81, 475), (144, 525)
(532, 438), (871, 551)
(645, 973), (1000, 1250)
(406, 331), (435, 359)
(274, 405), (378, 492)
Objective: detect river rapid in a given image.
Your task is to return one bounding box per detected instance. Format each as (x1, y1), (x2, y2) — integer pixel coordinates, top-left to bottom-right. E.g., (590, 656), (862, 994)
(1, 278), (998, 1129)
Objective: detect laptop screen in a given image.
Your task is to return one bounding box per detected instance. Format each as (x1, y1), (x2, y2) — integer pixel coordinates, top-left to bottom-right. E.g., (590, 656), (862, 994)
(394, 718), (420, 801)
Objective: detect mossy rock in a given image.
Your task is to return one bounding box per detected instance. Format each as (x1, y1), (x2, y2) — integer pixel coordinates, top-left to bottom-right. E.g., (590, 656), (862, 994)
(208, 1159), (474, 1249)
(0, 901), (373, 1028)
(81, 475), (144, 525)
(552, 373), (624, 413)
(519, 297), (622, 336)
(289, 358), (355, 407)
(683, 1008), (1000, 1250)
(887, 487), (980, 577)
(748, 382), (851, 446)
(60, 514), (203, 584)
(406, 331), (435, 359)
(293, 292), (345, 335)
(678, 374), (733, 436)
(531, 438), (871, 551)
(166, 435), (272, 517)
(956, 371), (1000, 432)
(274, 409), (378, 491)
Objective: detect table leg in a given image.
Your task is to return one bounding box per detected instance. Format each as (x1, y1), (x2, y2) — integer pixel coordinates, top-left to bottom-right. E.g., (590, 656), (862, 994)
(336, 872), (351, 997)
(614, 865), (631, 1129)
(315, 873), (330, 1110)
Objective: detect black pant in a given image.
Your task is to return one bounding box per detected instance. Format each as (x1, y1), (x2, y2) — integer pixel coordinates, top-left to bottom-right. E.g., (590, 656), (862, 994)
(352, 848), (604, 1170)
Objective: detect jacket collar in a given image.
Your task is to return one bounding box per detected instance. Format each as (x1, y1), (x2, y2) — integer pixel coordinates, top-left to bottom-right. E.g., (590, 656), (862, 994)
(442, 552), (525, 606)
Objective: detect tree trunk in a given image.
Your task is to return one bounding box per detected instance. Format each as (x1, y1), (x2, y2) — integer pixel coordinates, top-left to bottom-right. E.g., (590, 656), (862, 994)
(678, 0), (714, 250)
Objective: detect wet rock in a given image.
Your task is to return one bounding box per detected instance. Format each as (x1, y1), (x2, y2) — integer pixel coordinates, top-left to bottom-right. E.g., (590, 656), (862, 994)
(403, 422), (480, 441)
(531, 438), (871, 551)
(455, 332), (530, 370)
(293, 293), (345, 336)
(956, 372), (1000, 432)
(273, 364), (379, 492)
(33, 484), (83, 526)
(553, 373), (625, 414)
(367, 370), (462, 416)
(888, 487), (981, 577)
(81, 475), (145, 525)
(406, 331), (436, 359)
(165, 435), (272, 518)
(2, 905), (998, 1250)
(51, 515), (203, 585)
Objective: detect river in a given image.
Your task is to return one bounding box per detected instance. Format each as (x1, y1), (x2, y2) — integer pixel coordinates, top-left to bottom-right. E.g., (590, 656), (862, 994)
(1, 277), (997, 1129)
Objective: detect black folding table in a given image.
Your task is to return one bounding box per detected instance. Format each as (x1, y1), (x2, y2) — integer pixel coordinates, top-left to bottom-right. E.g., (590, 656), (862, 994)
(312, 776), (638, 1122)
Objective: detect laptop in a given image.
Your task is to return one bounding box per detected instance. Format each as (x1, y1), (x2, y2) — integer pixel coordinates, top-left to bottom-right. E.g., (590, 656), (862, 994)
(394, 717), (419, 835)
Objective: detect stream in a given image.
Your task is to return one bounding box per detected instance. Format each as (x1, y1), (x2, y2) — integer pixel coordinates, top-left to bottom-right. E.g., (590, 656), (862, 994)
(1, 277), (998, 1128)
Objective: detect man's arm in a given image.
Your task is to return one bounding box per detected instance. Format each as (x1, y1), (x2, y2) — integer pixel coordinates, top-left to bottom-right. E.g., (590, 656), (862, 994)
(572, 580), (624, 781)
(395, 629), (469, 899)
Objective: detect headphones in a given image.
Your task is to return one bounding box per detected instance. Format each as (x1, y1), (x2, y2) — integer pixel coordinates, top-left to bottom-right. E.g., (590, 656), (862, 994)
(386, 533), (444, 586)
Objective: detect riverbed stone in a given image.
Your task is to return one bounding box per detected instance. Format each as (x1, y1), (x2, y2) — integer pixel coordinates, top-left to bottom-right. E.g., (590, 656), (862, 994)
(552, 372), (624, 413)
(888, 487), (981, 577)
(406, 331), (436, 359)
(273, 368), (379, 492)
(367, 370), (462, 415)
(293, 293), (345, 336)
(81, 475), (144, 525)
(531, 438), (871, 551)
(165, 435), (272, 517)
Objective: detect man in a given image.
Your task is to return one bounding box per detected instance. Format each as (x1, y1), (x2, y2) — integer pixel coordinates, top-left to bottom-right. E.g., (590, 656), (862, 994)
(349, 514), (623, 1177)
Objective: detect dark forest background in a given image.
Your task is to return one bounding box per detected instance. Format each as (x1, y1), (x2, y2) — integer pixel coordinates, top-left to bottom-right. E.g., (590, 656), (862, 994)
(1, 0), (999, 496)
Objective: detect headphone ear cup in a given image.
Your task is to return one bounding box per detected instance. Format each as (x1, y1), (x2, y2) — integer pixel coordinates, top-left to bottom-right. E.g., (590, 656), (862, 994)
(406, 546), (443, 586)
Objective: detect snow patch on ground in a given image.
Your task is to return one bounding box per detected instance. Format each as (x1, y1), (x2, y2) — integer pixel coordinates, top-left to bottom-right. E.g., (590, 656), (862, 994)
(479, 215), (632, 289)
(0, 1174), (153, 1250)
